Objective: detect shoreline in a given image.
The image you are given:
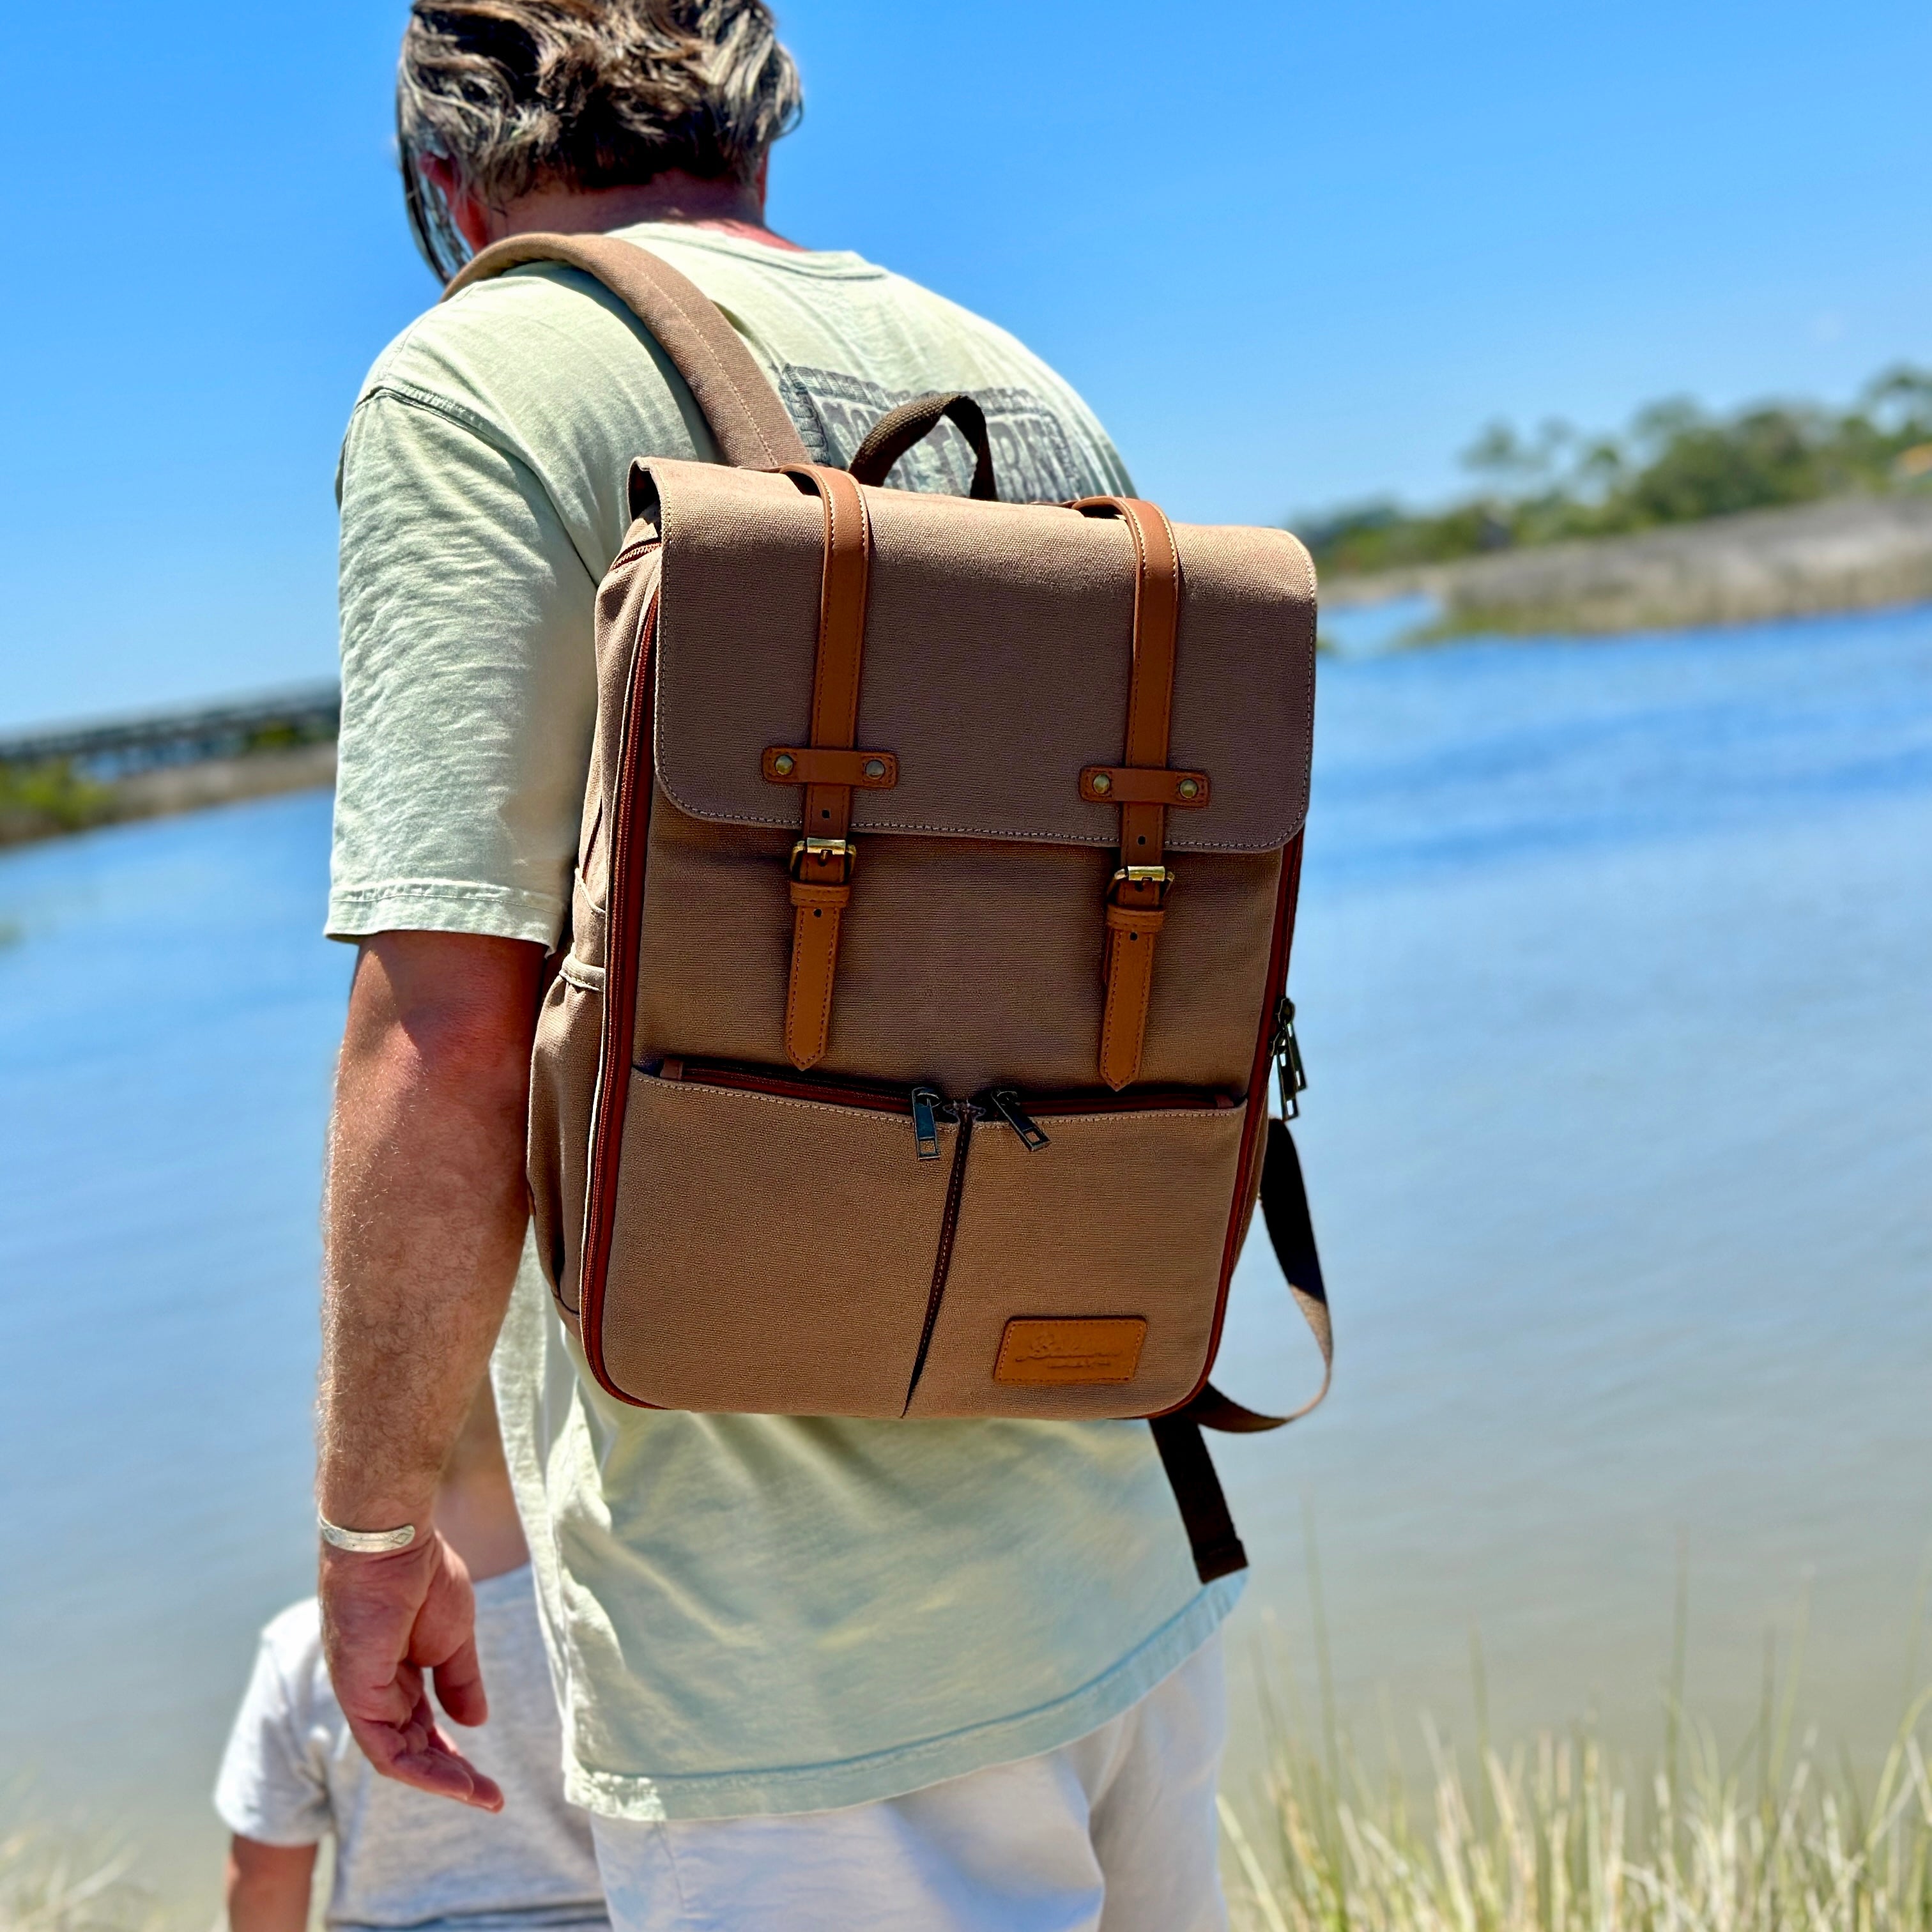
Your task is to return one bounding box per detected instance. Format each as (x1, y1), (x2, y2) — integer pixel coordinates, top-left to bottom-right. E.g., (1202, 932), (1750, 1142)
(0, 742), (336, 848)
(1321, 492), (1932, 636)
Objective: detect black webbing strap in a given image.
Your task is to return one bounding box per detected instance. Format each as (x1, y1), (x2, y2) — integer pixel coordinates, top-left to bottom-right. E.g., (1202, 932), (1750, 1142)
(1149, 1409), (1250, 1581)
(1151, 1117), (1332, 1582)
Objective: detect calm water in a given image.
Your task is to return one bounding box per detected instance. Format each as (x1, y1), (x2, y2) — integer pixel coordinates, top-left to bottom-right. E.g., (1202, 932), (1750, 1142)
(3, 604), (1929, 1920)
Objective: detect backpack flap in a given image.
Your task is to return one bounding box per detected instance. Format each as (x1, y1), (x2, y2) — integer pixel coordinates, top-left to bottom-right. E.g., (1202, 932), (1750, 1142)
(642, 459), (1315, 861)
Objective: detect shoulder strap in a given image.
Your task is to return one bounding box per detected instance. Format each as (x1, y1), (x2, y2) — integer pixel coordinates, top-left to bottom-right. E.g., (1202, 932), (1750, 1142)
(1150, 1118), (1334, 1582)
(443, 233), (809, 471)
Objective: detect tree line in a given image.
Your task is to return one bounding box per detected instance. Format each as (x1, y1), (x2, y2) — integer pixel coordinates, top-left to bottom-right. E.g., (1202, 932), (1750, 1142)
(1302, 365), (1932, 578)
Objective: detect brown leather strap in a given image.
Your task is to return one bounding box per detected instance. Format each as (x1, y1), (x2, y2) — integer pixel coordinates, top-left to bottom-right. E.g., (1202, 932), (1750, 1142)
(1076, 497), (1183, 1089)
(445, 233), (809, 471)
(848, 392), (998, 499)
(779, 464), (875, 1068)
(762, 747), (898, 788)
(1080, 765), (1209, 807)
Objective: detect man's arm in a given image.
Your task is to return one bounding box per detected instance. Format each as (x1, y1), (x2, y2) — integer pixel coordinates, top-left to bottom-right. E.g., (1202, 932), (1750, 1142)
(224, 1838), (317, 1932)
(318, 930), (546, 1811)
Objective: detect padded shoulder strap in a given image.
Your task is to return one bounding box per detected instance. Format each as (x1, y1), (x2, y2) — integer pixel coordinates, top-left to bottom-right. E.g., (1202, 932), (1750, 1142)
(444, 233), (809, 471)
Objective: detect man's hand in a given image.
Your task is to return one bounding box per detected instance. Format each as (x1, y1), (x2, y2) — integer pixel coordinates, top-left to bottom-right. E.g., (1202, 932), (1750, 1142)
(320, 1533), (504, 1809)
(318, 931), (544, 1805)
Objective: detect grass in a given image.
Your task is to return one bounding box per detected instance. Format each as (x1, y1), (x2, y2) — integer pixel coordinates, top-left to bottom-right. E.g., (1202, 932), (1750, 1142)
(0, 762), (115, 846)
(1222, 1692), (1932, 1932)
(1221, 1534), (1932, 1932)
(0, 1824), (157, 1932)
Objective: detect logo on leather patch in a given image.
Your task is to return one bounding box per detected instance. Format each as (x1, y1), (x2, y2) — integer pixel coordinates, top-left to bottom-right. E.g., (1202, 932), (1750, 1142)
(994, 1317), (1148, 1386)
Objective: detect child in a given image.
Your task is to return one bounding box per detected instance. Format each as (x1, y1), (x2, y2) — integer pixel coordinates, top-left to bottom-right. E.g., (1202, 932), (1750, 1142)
(214, 1384), (607, 1932)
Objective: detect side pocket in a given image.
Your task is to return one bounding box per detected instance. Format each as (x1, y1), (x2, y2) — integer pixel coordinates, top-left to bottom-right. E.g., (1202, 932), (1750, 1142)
(526, 962), (606, 1321)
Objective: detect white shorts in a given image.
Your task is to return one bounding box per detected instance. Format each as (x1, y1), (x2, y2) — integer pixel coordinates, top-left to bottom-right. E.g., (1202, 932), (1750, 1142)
(588, 1632), (1227, 1932)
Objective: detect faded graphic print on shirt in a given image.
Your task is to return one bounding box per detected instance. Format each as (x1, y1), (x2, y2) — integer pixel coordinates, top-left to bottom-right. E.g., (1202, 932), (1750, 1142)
(776, 366), (1091, 503)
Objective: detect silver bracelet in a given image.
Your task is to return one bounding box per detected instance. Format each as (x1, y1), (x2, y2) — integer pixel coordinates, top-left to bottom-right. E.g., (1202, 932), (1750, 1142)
(318, 1512), (418, 1555)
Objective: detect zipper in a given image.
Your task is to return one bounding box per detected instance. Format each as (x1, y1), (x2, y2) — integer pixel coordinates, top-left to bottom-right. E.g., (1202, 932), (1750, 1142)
(986, 1088), (1050, 1151)
(1269, 995), (1307, 1119)
(652, 1056), (924, 1117)
(904, 1098), (978, 1411)
(654, 1060), (1233, 1154)
(578, 595), (661, 1374)
(910, 1087), (944, 1160)
(608, 535), (661, 574)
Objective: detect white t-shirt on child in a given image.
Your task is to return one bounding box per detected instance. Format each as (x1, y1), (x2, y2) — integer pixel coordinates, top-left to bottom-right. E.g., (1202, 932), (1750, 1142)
(214, 1565), (608, 1932)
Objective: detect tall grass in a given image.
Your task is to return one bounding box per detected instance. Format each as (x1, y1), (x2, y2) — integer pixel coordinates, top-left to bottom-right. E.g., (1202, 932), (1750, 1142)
(0, 1825), (156, 1932)
(1222, 1538), (1932, 1932)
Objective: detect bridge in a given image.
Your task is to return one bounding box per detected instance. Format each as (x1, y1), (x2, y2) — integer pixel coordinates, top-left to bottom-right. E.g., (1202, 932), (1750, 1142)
(0, 683), (341, 779)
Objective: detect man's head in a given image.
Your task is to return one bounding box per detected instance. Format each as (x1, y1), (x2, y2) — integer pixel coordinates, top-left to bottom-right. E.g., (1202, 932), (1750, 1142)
(398, 0), (803, 280)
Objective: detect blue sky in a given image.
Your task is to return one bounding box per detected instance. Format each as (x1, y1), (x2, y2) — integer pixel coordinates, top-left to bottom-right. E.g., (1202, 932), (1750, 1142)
(1, 0), (1925, 728)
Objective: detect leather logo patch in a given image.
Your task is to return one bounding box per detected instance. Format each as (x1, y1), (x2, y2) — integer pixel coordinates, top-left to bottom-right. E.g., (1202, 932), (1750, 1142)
(994, 1317), (1148, 1386)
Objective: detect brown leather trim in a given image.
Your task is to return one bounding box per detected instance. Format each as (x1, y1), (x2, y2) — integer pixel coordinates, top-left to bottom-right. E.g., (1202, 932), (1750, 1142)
(778, 464), (875, 1069)
(995, 1317), (1148, 1386)
(1077, 496), (1184, 1090)
(762, 746), (899, 788)
(576, 595), (662, 1409)
(1098, 901), (1165, 1086)
(785, 876), (851, 1070)
(1080, 765), (1209, 808)
(1144, 832), (1306, 1420)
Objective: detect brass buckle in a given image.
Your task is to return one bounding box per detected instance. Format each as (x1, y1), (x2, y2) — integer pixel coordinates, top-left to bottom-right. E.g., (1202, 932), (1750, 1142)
(790, 837), (857, 880)
(1108, 864), (1175, 907)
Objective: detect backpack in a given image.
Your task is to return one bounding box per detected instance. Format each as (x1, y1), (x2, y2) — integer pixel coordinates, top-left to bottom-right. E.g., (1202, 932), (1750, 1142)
(448, 234), (1332, 1583)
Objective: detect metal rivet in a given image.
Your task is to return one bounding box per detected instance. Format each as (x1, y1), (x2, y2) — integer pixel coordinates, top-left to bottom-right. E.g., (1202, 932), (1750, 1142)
(1091, 772), (1112, 795)
(773, 753), (795, 776)
(1177, 777), (1200, 799)
(863, 758), (886, 779)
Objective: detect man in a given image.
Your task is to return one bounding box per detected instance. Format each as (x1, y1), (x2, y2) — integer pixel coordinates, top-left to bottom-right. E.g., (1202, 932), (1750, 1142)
(319, 4), (1237, 1926)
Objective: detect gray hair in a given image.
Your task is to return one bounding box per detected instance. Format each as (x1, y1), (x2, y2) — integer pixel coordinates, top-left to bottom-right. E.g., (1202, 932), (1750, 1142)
(397, 0), (803, 281)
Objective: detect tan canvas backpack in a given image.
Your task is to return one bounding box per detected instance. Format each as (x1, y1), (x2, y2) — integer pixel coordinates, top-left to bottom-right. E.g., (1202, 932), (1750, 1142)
(450, 235), (1332, 1582)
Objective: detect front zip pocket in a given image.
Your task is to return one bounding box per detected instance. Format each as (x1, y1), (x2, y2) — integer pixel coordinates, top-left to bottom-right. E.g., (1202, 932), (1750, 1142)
(593, 1059), (959, 1416)
(595, 1059), (1248, 1423)
(902, 1087), (1249, 1420)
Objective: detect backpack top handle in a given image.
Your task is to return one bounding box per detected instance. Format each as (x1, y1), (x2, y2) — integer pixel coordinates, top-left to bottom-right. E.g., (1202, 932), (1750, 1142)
(445, 233), (809, 472)
(848, 392), (999, 500)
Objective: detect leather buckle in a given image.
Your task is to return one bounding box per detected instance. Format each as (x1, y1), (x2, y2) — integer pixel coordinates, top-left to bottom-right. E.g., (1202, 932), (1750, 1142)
(790, 837), (857, 882)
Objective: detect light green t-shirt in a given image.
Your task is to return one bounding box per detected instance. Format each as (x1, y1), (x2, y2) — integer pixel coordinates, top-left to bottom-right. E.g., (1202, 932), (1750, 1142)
(330, 222), (1238, 1821)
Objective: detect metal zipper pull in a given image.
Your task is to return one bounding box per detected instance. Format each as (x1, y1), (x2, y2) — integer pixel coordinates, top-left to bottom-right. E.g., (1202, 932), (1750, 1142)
(988, 1089), (1051, 1152)
(1270, 995), (1308, 1119)
(910, 1087), (944, 1160)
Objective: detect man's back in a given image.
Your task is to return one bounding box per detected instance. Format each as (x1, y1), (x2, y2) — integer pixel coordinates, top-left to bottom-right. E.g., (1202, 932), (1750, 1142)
(330, 226), (1239, 1824)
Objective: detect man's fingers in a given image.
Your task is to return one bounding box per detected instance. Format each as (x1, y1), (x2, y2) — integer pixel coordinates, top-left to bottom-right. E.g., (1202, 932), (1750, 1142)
(344, 1698), (506, 1812)
(340, 1659), (426, 1731)
(390, 1738), (507, 1813)
(431, 1634), (489, 1729)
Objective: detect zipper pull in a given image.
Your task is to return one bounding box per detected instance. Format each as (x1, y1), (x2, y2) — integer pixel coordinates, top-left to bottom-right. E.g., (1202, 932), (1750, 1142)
(1270, 995), (1307, 1119)
(910, 1087), (944, 1160)
(988, 1089), (1051, 1152)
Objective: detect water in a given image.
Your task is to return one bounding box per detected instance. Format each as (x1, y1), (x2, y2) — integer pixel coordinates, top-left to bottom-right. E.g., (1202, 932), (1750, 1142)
(3, 604), (1929, 1920)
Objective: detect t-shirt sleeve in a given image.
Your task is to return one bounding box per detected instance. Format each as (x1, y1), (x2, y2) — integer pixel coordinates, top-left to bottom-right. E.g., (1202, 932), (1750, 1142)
(213, 1629), (332, 1847)
(328, 388), (601, 947)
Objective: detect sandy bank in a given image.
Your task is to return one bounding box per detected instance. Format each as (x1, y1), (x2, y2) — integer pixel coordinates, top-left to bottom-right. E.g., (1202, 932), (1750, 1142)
(1322, 493), (1932, 634)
